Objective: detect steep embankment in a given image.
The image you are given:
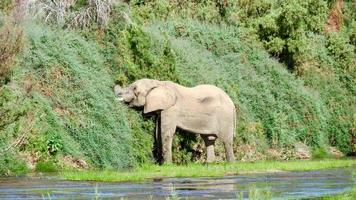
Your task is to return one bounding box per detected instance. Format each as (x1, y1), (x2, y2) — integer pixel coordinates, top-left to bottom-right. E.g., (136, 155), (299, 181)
(0, 22), (153, 174)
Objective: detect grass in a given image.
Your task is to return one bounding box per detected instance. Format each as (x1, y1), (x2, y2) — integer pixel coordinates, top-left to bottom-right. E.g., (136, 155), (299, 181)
(35, 160), (57, 173)
(317, 187), (356, 200)
(61, 159), (356, 182)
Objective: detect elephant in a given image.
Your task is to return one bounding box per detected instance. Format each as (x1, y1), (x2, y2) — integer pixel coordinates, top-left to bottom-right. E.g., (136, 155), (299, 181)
(114, 78), (236, 163)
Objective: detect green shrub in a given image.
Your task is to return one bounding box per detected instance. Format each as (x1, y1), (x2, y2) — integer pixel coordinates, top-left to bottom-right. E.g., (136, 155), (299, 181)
(237, 0), (328, 68)
(125, 110), (155, 164)
(172, 131), (200, 164)
(0, 153), (28, 176)
(46, 134), (63, 156)
(115, 24), (178, 82)
(35, 160), (57, 172)
(312, 147), (330, 159)
(0, 19), (23, 85)
(320, 187), (356, 200)
(295, 32), (354, 154)
(326, 31), (355, 72)
(131, 0), (223, 24)
(248, 186), (273, 200)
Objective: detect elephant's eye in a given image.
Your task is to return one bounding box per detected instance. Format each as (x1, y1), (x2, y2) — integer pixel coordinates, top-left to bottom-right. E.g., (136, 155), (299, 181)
(133, 86), (138, 96)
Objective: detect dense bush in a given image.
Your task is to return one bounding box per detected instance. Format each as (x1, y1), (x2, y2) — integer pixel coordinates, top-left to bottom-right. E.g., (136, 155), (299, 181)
(0, 19), (23, 86)
(299, 34), (355, 153)
(0, 152), (28, 175)
(114, 24), (178, 83)
(0, 16), (26, 174)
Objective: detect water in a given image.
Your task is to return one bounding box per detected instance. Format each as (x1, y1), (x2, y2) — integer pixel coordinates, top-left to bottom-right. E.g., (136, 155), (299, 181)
(0, 168), (354, 199)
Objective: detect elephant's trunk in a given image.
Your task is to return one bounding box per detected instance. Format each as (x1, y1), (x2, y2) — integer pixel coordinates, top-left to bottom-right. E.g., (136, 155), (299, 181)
(114, 85), (124, 101)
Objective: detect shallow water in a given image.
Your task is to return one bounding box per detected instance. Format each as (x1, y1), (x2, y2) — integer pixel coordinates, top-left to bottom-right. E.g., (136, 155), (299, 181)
(0, 168), (354, 199)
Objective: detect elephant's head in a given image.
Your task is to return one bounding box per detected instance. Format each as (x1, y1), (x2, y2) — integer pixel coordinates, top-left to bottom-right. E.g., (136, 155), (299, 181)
(114, 79), (176, 113)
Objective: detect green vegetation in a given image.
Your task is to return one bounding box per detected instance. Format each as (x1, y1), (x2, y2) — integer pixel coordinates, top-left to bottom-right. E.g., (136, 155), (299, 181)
(0, 152), (28, 175)
(35, 160), (57, 172)
(240, 186), (272, 200)
(1, 0), (355, 175)
(61, 159), (356, 182)
(317, 187), (356, 200)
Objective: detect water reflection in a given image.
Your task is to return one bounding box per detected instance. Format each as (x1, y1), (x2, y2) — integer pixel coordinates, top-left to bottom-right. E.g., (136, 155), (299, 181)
(0, 168), (354, 199)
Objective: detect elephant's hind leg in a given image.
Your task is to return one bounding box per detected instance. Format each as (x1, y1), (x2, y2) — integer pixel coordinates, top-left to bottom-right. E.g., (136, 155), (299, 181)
(202, 135), (216, 163)
(221, 136), (235, 162)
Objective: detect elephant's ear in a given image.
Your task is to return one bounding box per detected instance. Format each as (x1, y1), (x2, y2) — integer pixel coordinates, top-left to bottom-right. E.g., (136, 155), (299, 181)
(144, 86), (176, 114)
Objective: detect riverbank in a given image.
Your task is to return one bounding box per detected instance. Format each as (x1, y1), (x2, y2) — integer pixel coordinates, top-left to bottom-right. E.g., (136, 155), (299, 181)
(61, 159), (355, 182)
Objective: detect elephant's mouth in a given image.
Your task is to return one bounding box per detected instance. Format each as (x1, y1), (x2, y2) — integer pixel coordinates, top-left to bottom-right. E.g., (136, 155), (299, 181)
(116, 97), (124, 101)
(128, 100), (137, 107)
(116, 96), (135, 107)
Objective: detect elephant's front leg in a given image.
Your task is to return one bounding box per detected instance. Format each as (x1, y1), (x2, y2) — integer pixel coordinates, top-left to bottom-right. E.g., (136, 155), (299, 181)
(160, 110), (177, 164)
(202, 135), (216, 163)
(154, 114), (163, 163)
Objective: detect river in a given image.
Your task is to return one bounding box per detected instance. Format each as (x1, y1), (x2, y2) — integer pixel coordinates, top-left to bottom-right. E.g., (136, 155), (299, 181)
(0, 168), (354, 199)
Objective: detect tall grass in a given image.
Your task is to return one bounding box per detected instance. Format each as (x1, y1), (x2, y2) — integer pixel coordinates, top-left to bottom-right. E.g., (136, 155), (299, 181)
(61, 159), (356, 182)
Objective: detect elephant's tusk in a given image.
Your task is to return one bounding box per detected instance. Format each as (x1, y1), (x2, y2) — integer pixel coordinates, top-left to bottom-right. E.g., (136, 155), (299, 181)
(116, 97), (124, 101)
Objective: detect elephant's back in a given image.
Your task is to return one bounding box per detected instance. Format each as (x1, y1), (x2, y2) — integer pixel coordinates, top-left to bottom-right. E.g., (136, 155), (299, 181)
(190, 85), (235, 109)
(166, 82), (235, 109)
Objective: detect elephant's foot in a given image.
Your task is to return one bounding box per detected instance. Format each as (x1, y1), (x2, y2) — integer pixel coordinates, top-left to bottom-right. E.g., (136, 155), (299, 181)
(163, 159), (172, 164)
(222, 137), (235, 162)
(226, 156), (234, 162)
(161, 147), (173, 164)
(206, 144), (216, 163)
(225, 146), (235, 162)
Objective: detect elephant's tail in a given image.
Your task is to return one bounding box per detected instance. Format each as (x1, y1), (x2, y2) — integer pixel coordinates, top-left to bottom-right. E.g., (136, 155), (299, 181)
(233, 109), (236, 137)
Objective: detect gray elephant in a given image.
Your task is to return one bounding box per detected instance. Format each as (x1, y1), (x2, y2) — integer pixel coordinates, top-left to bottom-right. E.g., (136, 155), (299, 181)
(114, 79), (235, 163)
